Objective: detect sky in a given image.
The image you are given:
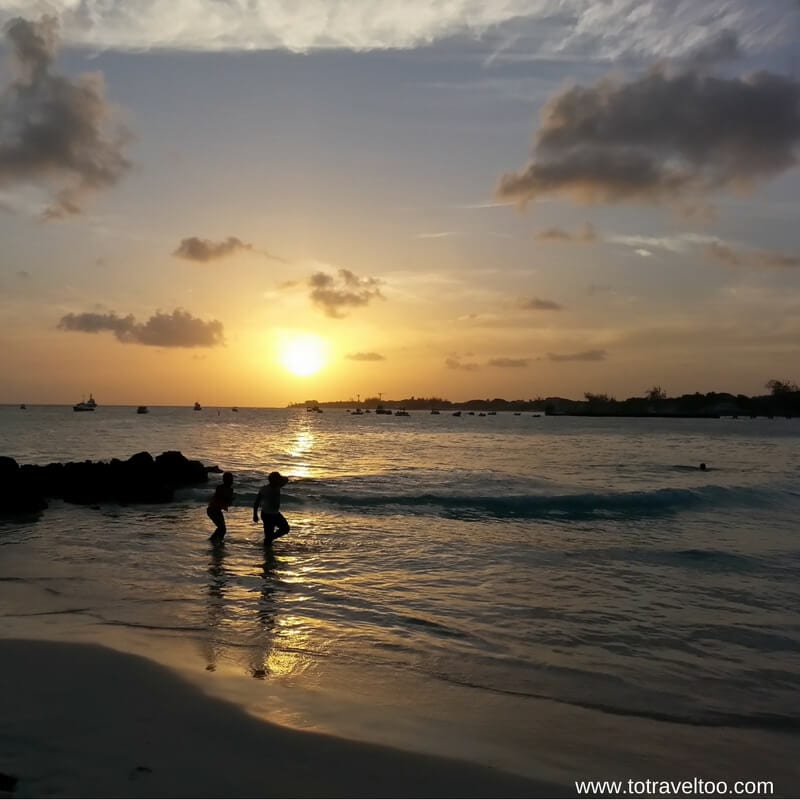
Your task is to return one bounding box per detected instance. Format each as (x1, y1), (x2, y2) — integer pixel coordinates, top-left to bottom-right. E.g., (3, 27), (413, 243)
(0, 0), (799, 407)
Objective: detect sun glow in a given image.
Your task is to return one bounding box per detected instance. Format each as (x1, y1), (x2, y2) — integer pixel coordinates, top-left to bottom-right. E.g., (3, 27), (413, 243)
(279, 333), (327, 377)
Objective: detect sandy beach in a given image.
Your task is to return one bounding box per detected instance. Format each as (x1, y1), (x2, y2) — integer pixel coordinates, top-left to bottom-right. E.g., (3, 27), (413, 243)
(0, 638), (556, 798)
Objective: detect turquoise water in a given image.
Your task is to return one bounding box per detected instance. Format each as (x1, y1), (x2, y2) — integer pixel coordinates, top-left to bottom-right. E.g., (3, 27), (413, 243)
(2, 405), (799, 787)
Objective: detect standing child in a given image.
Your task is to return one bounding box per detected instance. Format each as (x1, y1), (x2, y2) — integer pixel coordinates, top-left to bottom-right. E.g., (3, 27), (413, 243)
(253, 471), (290, 543)
(207, 471), (234, 542)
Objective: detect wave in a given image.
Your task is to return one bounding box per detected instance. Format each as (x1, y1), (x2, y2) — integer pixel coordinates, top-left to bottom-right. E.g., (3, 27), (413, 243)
(299, 484), (781, 521)
(433, 672), (800, 731)
(178, 483), (787, 521)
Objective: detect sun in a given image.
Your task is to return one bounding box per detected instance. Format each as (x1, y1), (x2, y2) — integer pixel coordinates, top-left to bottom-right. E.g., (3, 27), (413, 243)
(279, 333), (327, 377)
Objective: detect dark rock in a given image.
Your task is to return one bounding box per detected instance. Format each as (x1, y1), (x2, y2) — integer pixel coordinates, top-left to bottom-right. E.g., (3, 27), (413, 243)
(0, 770), (18, 791)
(0, 451), (213, 515)
(0, 456), (48, 515)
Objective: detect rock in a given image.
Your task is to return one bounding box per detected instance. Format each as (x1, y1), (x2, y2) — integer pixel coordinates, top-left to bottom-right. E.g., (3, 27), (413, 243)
(0, 451), (213, 514)
(0, 457), (48, 515)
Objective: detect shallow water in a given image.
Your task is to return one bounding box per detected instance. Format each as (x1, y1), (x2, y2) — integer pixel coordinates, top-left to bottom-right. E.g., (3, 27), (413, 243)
(2, 405), (800, 786)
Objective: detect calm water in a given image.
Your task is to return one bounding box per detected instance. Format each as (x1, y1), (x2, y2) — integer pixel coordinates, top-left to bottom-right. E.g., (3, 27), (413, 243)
(2, 405), (800, 787)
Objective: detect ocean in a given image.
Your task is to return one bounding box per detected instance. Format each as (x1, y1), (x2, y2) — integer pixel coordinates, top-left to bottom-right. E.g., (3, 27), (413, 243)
(2, 405), (799, 788)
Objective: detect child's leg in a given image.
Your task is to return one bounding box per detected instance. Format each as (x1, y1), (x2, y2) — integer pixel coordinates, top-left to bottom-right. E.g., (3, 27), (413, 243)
(207, 508), (226, 538)
(261, 512), (276, 541)
(272, 513), (290, 540)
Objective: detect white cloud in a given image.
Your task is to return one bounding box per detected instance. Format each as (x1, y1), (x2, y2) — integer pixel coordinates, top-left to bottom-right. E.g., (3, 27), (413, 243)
(0, 1), (795, 54)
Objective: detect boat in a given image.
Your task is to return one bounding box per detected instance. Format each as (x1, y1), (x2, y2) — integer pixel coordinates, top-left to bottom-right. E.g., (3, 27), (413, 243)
(73, 394), (97, 412)
(193, 402), (202, 411)
(232, 407), (239, 412)
(430, 409), (440, 415)
(351, 408), (364, 415)
(452, 411), (461, 417)
(375, 405), (392, 415)
(136, 406), (148, 414)
(19, 404), (26, 410)
(395, 408), (410, 417)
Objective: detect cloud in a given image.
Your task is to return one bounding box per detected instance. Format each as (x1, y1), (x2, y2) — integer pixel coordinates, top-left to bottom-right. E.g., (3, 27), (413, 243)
(704, 241), (800, 269)
(173, 236), (253, 261)
(547, 349), (607, 362)
(445, 356), (480, 371)
(2, 2), (794, 57)
(309, 269), (383, 318)
(535, 223), (597, 243)
(346, 351), (385, 361)
(0, 16), (131, 218)
(413, 231), (461, 239)
(496, 64), (800, 212)
(488, 357), (529, 368)
(521, 297), (563, 311)
(58, 308), (224, 347)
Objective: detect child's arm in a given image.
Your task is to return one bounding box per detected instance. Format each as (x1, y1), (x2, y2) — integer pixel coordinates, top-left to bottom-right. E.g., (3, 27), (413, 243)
(252, 489), (262, 522)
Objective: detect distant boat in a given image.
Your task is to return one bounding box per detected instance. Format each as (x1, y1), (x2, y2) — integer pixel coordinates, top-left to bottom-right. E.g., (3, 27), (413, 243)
(452, 411), (461, 417)
(351, 408), (364, 415)
(430, 409), (440, 415)
(375, 405), (392, 415)
(193, 402), (202, 411)
(232, 407), (239, 412)
(19, 404), (26, 410)
(487, 411), (496, 416)
(136, 406), (149, 414)
(307, 405), (321, 413)
(395, 408), (410, 417)
(73, 394), (97, 412)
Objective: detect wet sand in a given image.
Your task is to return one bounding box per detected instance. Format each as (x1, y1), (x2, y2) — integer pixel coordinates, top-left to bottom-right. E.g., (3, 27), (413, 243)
(0, 638), (558, 798)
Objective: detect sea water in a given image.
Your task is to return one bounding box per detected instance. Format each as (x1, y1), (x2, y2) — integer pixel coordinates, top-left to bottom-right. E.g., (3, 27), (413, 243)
(1, 405), (799, 787)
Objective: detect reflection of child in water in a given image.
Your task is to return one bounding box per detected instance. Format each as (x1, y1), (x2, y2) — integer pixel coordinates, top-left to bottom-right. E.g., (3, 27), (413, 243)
(207, 471), (234, 541)
(253, 471), (290, 543)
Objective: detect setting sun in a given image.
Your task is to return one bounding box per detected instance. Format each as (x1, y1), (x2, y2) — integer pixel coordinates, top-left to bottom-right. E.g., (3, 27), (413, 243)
(279, 333), (327, 377)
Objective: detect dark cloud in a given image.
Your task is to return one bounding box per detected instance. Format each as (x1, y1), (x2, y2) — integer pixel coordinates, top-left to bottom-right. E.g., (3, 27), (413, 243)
(445, 356), (480, 371)
(704, 242), (800, 269)
(346, 351), (386, 361)
(685, 29), (742, 70)
(547, 349), (607, 362)
(488, 357), (529, 368)
(535, 223), (597, 243)
(521, 297), (563, 311)
(173, 236), (252, 261)
(309, 269), (383, 318)
(58, 308), (224, 347)
(497, 63), (800, 211)
(0, 16), (131, 218)
(704, 241), (743, 267)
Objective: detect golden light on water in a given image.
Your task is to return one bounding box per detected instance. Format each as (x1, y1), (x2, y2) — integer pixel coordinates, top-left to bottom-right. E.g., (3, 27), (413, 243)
(279, 333), (327, 377)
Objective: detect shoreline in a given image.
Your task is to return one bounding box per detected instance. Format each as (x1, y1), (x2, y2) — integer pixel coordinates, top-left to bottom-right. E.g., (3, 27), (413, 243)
(0, 638), (558, 798)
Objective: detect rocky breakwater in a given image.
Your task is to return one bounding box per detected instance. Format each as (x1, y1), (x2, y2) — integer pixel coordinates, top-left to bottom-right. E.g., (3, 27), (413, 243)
(0, 451), (221, 515)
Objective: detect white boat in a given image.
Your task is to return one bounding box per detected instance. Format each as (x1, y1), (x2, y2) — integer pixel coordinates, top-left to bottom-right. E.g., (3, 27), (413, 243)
(73, 394), (97, 412)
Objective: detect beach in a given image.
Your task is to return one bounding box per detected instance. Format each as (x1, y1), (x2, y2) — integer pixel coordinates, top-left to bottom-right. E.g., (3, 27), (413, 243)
(0, 638), (554, 798)
(1, 407), (799, 796)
